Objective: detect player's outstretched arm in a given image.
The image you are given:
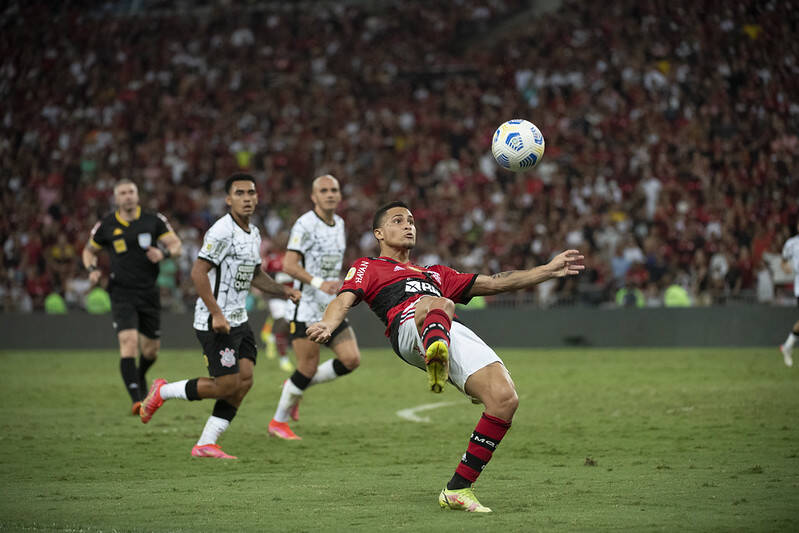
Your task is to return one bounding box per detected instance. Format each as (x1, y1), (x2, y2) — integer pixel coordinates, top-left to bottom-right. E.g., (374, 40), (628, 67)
(306, 291), (358, 344)
(252, 269), (301, 302)
(467, 249), (585, 297)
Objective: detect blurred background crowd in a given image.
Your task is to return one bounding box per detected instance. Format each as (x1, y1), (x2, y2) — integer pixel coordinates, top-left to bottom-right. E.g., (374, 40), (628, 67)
(1, 0), (797, 313)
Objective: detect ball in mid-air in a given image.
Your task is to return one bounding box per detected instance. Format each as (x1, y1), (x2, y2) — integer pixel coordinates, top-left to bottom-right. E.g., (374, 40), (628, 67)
(491, 119), (545, 172)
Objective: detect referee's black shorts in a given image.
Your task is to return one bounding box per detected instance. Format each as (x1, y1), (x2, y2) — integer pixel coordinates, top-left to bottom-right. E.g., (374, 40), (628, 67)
(110, 285), (161, 339)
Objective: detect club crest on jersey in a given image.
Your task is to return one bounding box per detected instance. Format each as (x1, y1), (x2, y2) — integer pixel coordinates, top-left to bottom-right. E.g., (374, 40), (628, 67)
(394, 265), (405, 272)
(138, 233), (152, 249)
(344, 267), (356, 281)
(219, 348), (236, 368)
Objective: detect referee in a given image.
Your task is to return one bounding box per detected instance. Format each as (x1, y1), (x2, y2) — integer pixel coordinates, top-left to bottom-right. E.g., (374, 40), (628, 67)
(82, 179), (182, 414)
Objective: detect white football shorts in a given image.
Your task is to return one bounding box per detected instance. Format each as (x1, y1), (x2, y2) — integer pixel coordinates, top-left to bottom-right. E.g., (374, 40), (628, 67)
(268, 298), (287, 320)
(395, 301), (503, 393)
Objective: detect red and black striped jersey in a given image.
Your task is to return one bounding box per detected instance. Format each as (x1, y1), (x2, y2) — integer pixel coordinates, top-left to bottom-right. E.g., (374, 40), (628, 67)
(339, 256), (477, 336)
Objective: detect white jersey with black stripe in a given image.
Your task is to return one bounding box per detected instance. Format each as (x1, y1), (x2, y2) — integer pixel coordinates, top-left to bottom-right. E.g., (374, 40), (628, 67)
(193, 213), (261, 330)
(285, 210), (346, 323)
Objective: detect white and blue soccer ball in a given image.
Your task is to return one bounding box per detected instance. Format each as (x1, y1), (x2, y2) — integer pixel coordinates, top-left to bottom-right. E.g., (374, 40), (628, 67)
(491, 119), (545, 172)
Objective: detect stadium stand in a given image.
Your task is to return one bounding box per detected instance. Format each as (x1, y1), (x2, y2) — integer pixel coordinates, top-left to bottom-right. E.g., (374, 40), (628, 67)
(0, 0), (796, 311)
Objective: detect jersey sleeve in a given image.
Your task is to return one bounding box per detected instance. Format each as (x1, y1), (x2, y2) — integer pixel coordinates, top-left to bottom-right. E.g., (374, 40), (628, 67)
(88, 220), (106, 249)
(429, 264), (478, 304)
(338, 258), (371, 304)
(286, 219), (311, 256)
(197, 220), (232, 266)
(155, 212), (175, 240)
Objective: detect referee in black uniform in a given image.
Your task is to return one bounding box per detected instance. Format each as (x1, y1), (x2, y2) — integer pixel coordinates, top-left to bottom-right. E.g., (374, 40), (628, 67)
(82, 179), (182, 414)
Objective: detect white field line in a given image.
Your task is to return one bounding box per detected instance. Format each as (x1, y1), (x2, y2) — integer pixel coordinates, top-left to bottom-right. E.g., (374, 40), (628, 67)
(396, 401), (459, 423)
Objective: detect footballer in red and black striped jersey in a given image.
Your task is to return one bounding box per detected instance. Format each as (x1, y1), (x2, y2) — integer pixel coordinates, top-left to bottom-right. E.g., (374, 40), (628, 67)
(307, 200), (585, 512)
(338, 256), (476, 336)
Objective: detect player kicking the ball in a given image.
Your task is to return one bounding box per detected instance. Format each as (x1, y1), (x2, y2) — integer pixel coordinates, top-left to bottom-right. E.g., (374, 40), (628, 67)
(307, 201), (584, 512)
(140, 174), (299, 459)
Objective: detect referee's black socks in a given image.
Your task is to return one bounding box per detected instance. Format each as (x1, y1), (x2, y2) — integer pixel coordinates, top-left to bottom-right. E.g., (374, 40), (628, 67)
(137, 354), (155, 390)
(120, 358), (141, 402)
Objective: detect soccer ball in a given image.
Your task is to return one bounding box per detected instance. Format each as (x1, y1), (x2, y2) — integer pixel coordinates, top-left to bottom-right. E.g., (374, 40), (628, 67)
(491, 119), (545, 172)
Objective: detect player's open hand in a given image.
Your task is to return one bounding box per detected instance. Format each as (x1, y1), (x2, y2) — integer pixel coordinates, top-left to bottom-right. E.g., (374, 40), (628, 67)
(320, 280), (341, 295)
(548, 249), (585, 277)
(88, 270), (101, 286)
(146, 246), (165, 263)
(306, 322), (332, 344)
(285, 287), (301, 303)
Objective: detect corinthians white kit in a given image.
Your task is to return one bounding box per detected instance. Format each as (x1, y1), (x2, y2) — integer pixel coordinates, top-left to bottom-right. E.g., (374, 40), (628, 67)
(285, 210), (346, 324)
(194, 213), (262, 330)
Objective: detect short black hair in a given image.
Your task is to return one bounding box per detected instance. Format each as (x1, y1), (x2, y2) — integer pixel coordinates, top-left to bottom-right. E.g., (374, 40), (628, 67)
(225, 173), (256, 193)
(372, 201), (410, 230)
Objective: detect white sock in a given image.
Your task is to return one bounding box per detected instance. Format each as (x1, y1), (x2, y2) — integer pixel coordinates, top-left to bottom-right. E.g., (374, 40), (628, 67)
(309, 359), (339, 386)
(273, 379), (303, 423)
(196, 416), (230, 446)
(785, 333), (798, 349)
(160, 380), (189, 400)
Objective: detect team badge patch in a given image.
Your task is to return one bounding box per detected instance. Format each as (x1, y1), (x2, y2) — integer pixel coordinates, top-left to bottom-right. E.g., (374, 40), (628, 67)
(219, 348), (236, 368)
(138, 233), (152, 249)
(113, 228), (123, 236)
(344, 267), (356, 281)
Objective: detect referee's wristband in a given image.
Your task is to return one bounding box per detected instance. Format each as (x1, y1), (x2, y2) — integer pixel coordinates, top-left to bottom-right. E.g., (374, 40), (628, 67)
(160, 247), (171, 258)
(310, 276), (324, 289)
(86, 264), (97, 273)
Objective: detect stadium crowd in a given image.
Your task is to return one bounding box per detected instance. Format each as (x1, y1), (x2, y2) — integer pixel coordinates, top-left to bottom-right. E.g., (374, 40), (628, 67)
(1, 0), (797, 312)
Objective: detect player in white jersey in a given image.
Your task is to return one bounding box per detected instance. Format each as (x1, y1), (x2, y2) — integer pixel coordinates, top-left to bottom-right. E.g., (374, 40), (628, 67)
(139, 174), (300, 459)
(779, 221), (799, 367)
(267, 175), (362, 440)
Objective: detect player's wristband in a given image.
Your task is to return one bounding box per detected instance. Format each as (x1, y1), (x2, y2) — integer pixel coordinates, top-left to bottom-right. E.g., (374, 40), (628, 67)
(86, 264), (97, 273)
(310, 276), (324, 289)
(160, 247), (171, 258)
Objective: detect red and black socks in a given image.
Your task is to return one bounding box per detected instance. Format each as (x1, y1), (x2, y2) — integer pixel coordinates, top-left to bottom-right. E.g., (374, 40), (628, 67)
(447, 412), (512, 490)
(421, 308), (452, 355)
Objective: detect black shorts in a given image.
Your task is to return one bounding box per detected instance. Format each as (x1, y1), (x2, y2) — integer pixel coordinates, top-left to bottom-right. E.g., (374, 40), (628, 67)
(195, 324), (257, 377)
(110, 285), (160, 339)
(290, 319), (351, 346)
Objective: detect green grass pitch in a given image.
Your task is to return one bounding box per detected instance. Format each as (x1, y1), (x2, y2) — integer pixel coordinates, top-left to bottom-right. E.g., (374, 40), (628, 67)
(1, 347), (797, 532)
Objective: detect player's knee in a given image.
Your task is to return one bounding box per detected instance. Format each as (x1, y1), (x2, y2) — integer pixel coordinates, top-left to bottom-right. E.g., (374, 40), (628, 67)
(430, 297), (455, 316)
(141, 347), (158, 359)
(499, 387), (519, 417)
(238, 376), (253, 395)
(488, 386), (518, 419)
(340, 353), (360, 371)
(213, 377), (239, 398)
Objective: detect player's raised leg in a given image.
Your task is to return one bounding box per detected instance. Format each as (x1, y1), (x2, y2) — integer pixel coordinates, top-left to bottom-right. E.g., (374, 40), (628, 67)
(414, 296), (455, 393)
(439, 362), (518, 513)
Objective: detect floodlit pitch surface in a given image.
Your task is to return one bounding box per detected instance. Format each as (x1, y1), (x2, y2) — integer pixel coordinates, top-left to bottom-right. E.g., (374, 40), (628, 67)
(0, 347), (797, 532)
